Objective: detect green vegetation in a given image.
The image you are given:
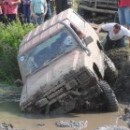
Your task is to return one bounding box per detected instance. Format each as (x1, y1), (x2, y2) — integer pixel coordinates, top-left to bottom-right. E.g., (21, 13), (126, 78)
(0, 21), (35, 85)
(0, 1), (79, 85)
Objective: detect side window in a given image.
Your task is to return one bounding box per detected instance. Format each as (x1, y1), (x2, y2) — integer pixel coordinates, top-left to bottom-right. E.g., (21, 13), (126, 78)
(70, 24), (93, 46)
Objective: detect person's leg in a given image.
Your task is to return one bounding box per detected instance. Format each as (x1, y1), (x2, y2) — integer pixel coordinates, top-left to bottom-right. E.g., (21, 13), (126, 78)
(104, 35), (114, 51)
(124, 7), (130, 29)
(37, 15), (44, 25)
(50, 1), (55, 16)
(31, 15), (38, 25)
(45, 1), (52, 20)
(62, 0), (68, 11)
(23, 5), (27, 23)
(118, 7), (126, 25)
(114, 38), (125, 48)
(0, 14), (3, 23)
(26, 5), (31, 23)
(55, 0), (62, 14)
(47, 1), (52, 18)
(7, 14), (17, 23)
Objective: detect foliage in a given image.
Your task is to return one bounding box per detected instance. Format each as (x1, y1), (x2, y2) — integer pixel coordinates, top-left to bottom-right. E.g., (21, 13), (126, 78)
(0, 21), (35, 84)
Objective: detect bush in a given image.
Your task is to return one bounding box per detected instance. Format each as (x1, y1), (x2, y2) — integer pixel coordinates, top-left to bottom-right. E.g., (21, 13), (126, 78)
(0, 21), (35, 84)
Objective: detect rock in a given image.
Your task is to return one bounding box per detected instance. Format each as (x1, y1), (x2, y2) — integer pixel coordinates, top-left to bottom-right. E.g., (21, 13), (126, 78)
(124, 107), (130, 114)
(55, 120), (88, 129)
(0, 123), (13, 130)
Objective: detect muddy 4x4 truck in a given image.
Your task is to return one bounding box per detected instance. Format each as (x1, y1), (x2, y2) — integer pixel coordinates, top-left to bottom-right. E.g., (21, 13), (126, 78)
(78, 0), (118, 23)
(18, 9), (118, 114)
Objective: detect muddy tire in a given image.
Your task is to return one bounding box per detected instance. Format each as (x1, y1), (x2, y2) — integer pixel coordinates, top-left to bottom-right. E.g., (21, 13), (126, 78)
(104, 54), (118, 87)
(98, 80), (118, 112)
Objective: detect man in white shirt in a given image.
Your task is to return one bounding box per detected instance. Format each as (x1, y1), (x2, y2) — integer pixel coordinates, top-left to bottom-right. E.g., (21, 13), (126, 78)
(96, 23), (130, 50)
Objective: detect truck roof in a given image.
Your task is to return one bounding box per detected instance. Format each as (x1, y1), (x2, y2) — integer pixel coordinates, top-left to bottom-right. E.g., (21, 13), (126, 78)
(19, 9), (79, 55)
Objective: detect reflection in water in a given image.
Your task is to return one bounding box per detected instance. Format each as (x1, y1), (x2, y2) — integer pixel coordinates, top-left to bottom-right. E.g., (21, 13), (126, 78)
(0, 102), (128, 130)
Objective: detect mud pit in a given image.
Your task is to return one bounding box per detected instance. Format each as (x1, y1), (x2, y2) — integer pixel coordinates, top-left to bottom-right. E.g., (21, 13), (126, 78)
(0, 102), (128, 130)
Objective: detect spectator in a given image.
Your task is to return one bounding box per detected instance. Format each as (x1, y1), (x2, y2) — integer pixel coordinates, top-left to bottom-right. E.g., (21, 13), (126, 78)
(2, 0), (21, 23)
(18, 0), (24, 23)
(67, 0), (74, 8)
(118, 0), (130, 29)
(22, 0), (31, 23)
(55, 0), (73, 14)
(96, 23), (130, 50)
(30, 0), (47, 25)
(45, 0), (54, 20)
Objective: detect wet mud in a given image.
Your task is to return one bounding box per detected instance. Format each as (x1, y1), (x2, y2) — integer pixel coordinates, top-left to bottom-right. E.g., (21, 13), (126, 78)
(0, 102), (128, 130)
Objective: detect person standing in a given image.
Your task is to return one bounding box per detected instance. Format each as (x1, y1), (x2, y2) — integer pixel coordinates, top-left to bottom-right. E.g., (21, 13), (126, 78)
(45, 0), (54, 20)
(30, 0), (47, 25)
(22, 0), (31, 23)
(96, 23), (130, 50)
(118, 0), (130, 29)
(2, 0), (21, 23)
(55, 0), (73, 14)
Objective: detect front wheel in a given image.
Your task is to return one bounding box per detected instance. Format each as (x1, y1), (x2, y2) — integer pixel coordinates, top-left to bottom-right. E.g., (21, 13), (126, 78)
(98, 80), (118, 112)
(104, 54), (118, 87)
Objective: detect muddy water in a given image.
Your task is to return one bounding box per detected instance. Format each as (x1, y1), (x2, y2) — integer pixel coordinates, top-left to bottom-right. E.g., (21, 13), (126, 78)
(0, 102), (128, 130)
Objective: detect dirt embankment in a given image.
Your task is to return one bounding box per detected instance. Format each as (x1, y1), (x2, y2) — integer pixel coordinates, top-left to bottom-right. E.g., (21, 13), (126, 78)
(106, 48), (130, 103)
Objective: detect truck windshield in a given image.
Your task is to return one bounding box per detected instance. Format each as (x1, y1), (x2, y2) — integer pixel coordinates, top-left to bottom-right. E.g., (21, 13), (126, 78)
(18, 29), (77, 76)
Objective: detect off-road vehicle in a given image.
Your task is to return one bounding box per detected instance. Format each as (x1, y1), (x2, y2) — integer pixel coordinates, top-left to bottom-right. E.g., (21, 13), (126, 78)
(18, 9), (118, 114)
(78, 0), (118, 23)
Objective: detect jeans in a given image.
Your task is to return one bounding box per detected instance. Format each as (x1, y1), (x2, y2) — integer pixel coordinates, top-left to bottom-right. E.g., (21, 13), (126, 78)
(104, 35), (125, 51)
(23, 4), (31, 23)
(0, 14), (4, 23)
(32, 13), (44, 25)
(45, 1), (53, 20)
(118, 7), (130, 26)
(6, 14), (17, 24)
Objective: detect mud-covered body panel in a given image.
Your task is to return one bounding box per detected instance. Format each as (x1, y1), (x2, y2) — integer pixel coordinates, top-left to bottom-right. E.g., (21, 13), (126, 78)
(20, 48), (103, 111)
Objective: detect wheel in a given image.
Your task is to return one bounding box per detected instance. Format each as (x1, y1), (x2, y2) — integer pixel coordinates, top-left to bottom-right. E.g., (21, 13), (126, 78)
(98, 80), (118, 112)
(104, 54), (118, 87)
